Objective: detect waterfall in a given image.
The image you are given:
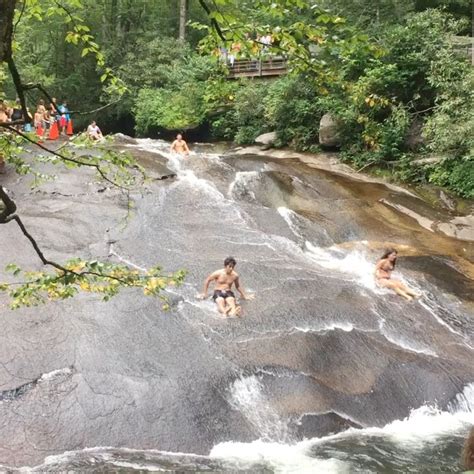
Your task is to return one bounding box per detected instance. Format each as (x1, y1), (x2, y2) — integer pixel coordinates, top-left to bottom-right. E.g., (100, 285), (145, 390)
(228, 375), (292, 443)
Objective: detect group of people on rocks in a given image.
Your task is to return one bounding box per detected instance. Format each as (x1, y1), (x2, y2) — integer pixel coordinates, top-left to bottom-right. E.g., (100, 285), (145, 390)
(0, 95), (104, 173)
(0, 97), (72, 138)
(34, 98), (72, 138)
(0, 95), (104, 142)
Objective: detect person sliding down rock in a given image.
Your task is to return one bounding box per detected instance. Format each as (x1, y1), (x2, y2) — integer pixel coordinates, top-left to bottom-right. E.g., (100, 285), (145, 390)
(375, 248), (420, 301)
(198, 256), (254, 316)
(170, 133), (190, 156)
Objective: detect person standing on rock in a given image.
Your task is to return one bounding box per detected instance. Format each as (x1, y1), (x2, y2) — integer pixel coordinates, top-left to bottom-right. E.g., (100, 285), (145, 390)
(58, 101), (70, 135)
(170, 133), (190, 156)
(375, 248), (420, 301)
(198, 257), (254, 316)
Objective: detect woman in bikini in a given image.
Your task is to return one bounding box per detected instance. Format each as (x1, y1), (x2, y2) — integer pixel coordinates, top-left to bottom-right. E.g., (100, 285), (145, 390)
(375, 248), (420, 301)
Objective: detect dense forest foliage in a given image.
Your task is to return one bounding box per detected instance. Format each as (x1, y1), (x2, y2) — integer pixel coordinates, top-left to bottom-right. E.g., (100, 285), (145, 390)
(3, 0), (474, 197)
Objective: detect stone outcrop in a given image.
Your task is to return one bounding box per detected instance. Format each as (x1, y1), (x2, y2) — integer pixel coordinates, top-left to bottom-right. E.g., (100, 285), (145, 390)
(255, 131), (277, 146)
(113, 133), (137, 144)
(319, 114), (341, 148)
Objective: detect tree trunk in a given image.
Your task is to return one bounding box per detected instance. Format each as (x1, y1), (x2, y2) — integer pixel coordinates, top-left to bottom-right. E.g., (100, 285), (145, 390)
(0, 0), (16, 62)
(178, 0), (187, 41)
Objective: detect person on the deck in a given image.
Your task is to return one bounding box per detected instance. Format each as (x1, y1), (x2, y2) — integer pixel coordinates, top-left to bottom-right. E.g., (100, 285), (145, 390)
(87, 121), (103, 140)
(375, 248), (420, 301)
(198, 257), (254, 316)
(170, 133), (190, 156)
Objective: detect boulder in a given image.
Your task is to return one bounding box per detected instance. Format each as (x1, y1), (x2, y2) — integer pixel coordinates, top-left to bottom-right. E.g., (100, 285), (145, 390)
(412, 155), (444, 165)
(405, 118), (425, 151)
(255, 132), (277, 146)
(113, 133), (137, 144)
(319, 114), (341, 148)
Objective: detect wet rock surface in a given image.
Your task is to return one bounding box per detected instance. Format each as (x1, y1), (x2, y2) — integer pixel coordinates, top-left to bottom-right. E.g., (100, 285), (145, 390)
(0, 140), (472, 467)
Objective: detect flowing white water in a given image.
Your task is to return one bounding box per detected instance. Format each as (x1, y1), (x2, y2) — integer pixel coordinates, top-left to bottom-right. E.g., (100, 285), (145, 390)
(277, 207), (380, 288)
(112, 140), (473, 473)
(228, 171), (261, 200)
(448, 383), (474, 413)
(229, 375), (292, 443)
(210, 439), (352, 473)
(210, 381), (474, 473)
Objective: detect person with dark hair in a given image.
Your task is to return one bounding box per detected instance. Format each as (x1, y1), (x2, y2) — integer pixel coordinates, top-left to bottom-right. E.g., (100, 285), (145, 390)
(463, 427), (474, 472)
(10, 98), (23, 122)
(49, 97), (58, 117)
(374, 248), (420, 300)
(198, 257), (254, 316)
(9, 102), (23, 131)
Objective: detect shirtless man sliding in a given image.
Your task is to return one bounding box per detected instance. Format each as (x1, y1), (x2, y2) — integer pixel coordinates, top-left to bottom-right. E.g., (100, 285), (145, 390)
(170, 133), (190, 156)
(198, 257), (254, 316)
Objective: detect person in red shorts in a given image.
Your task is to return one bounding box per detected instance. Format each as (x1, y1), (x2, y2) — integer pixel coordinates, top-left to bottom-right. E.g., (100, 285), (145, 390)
(58, 101), (70, 136)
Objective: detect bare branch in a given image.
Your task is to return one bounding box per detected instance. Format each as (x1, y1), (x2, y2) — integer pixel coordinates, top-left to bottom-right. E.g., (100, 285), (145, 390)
(12, 0), (26, 33)
(22, 82), (56, 109)
(68, 97), (123, 116)
(0, 186), (142, 286)
(198, 0), (228, 42)
(9, 214), (142, 286)
(22, 82), (123, 116)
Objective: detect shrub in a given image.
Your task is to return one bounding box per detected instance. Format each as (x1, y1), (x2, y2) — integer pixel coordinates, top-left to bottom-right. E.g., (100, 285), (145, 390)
(264, 75), (322, 150)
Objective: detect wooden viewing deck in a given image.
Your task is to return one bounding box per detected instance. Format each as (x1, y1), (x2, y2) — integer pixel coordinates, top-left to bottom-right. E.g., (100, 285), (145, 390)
(227, 57), (288, 78)
(226, 38), (472, 79)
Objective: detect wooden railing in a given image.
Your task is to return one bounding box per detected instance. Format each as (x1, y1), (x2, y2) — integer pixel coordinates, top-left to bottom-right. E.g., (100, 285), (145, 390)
(227, 57), (288, 78)
(226, 40), (472, 80)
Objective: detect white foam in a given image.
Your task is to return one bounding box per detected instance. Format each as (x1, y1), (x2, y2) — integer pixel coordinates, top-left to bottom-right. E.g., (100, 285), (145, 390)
(378, 320), (438, 357)
(229, 375), (291, 443)
(210, 439), (351, 473)
(418, 295), (464, 337)
(366, 403), (474, 444)
(39, 367), (73, 382)
(217, 381), (474, 471)
(277, 207), (304, 242)
(173, 169), (226, 200)
(10, 382), (474, 472)
(294, 322), (354, 333)
(448, 383), (474, 413)
(304, 241), (381, 290)
(228, 171), (261, 200)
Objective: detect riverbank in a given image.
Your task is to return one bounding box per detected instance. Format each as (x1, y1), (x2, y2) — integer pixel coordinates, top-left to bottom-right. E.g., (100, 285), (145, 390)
(235, 145), (474, 245)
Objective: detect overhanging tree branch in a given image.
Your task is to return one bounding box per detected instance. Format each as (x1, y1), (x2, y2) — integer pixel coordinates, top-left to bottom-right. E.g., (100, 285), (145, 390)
(198, 0), (227, 42)
(0, 185), (153, 287)
(3, 125), (130, 190)
(0, 0), (184, 308)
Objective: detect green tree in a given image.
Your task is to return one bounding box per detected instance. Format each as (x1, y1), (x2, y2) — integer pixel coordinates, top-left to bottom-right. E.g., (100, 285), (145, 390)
(0, 0), (185, 308)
